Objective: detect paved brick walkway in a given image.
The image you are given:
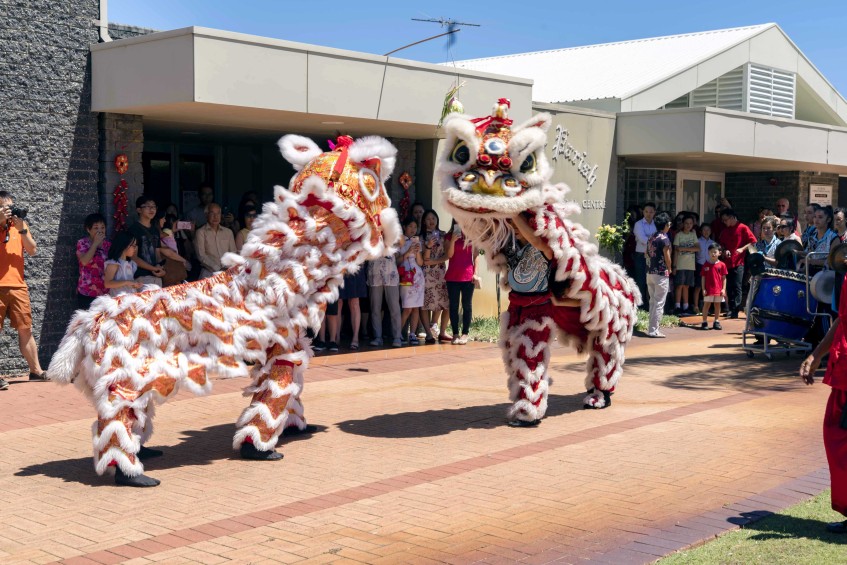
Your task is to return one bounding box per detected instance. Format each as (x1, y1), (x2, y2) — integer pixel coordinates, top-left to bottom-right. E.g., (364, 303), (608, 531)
(0, 317), (833, 564)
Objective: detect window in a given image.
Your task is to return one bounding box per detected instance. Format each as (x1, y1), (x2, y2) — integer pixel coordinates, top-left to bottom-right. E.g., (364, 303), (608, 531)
(624, 169), (677, 214)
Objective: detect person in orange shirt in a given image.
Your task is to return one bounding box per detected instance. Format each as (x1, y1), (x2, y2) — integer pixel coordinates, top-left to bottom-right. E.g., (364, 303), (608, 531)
(0, 191), (47, 390)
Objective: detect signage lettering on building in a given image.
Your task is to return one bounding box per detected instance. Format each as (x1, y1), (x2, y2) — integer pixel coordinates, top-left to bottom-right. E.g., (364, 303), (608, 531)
(551, 125), (599, 190)
(565, 199), (607, 210)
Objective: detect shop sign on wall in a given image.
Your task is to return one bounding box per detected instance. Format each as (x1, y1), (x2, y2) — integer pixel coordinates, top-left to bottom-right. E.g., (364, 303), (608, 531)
(809, 184), (833, 206)
(551, 124), (604, 210)
(551, 125), (599, 190)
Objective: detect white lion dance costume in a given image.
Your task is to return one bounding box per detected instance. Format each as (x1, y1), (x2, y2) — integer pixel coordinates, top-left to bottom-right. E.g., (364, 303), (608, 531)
(437, 100), (640, 424)
(49, 135), (400, 486)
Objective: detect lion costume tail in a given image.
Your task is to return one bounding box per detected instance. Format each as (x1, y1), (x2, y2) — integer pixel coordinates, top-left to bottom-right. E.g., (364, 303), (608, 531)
(48, 313), (89, 385)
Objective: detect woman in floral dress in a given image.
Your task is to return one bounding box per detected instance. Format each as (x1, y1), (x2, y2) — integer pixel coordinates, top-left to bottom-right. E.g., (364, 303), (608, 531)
(421, 210), (451, 343)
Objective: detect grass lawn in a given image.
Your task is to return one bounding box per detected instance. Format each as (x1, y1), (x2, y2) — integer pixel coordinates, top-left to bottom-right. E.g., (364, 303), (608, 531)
(659, 490), (846, 565)
(468, 311), (680, 342)
(468, 316), (501, 342)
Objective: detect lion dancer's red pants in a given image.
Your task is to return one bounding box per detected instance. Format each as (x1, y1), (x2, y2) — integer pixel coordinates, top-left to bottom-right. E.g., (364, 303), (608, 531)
(824, 388), (847, 517)
(503, 292), (614, 422)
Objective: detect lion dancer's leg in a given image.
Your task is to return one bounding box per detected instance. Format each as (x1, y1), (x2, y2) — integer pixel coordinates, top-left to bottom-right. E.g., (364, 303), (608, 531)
(92, 377), (175, 487)
(234, 343), (306, 460)
(581, 273), (637, 409)
(581, 336), (621, 409)
(502, 293), (555, 427)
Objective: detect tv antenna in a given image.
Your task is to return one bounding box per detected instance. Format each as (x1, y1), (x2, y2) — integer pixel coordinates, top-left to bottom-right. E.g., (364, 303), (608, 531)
(383, 17), (480, 56)
(411, 17), (481, 29)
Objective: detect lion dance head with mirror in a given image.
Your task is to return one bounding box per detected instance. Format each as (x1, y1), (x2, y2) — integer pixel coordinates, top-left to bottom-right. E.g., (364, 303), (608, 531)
(437, 98), (641, 424)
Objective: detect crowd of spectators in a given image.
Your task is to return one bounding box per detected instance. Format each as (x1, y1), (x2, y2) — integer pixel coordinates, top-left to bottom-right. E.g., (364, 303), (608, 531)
(626, 196), (847, 337)
(72, 193), (480, 353)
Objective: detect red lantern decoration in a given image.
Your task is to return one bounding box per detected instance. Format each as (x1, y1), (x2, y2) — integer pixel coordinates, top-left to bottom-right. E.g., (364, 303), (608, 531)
(113, 153), (130, 231)
(398, 172), (412, 220)
(113, 179), (129, 231)
(114, 154), (129, 175)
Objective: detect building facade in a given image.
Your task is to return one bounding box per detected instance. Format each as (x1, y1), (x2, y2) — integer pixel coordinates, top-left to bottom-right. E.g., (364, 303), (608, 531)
(3, 7), (847, 373)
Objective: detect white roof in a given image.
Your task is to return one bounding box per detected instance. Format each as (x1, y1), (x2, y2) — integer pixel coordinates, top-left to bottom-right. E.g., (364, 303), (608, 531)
(453, 24), (775, 103)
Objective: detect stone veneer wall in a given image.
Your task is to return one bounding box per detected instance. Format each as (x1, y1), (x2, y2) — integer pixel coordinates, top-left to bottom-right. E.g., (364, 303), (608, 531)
(0, 0), (101, 374)
(725, 171), (840, 227)
(99, 114), (144, 233)
(386, 138), (416, 216)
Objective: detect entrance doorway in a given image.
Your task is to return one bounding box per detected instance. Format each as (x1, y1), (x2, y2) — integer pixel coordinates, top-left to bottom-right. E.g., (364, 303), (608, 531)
(678, 171), (725, 222)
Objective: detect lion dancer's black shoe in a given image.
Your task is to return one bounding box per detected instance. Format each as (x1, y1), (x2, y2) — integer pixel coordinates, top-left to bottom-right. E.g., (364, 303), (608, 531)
(240, 442), (283, 461)
(138, 446), (163, 460)
(114, 468), (161, 487)
(507, 418), (541, 428)
(583, 388), (612, 409)
(282, 424), (318, 437)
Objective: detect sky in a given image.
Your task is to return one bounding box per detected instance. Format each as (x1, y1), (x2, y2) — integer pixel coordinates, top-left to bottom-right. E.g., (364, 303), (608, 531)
(110, 0), (847, 96)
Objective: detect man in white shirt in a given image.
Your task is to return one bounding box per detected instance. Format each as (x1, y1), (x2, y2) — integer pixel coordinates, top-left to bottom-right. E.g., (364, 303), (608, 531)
(186, 185), (214, 230)
(194, 203), (236, 278)
(632, 202), (656, 306)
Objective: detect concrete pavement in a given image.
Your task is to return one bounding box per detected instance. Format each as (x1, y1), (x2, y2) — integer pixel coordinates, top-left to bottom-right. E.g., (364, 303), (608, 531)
(0, 317), (832, 564)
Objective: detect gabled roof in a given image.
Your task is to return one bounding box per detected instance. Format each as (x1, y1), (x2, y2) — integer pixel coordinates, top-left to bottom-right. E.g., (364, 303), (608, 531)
(453, 24), (774, 104)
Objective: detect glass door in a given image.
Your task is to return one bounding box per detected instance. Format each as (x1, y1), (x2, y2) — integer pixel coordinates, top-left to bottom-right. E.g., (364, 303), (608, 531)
(677, 170), (724, 222)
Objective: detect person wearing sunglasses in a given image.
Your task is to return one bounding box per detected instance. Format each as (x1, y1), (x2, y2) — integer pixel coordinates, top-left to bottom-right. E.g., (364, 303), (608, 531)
(235, 204), (258, 252)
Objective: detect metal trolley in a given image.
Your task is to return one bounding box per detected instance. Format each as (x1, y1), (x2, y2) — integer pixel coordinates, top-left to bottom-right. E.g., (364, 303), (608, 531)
(742, 252), (831, 360)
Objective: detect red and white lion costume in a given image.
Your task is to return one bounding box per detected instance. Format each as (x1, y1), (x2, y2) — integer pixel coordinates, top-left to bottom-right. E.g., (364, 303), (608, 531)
(437, 100), (641, 422)
(48, 135), (401, 486)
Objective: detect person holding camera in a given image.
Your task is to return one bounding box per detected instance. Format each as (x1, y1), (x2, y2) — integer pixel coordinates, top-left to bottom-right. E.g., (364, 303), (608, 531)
(0, 191), (47, 390)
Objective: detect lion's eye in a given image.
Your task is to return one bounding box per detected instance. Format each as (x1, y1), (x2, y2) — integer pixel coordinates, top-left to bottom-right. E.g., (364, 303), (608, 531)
(520, 153), (536, 173)
(451, 142), (470, 165)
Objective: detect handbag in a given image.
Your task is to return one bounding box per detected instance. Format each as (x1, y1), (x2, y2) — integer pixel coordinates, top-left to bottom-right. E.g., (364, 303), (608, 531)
(162, 257), (187, 287)
(397, 265), (414, 286)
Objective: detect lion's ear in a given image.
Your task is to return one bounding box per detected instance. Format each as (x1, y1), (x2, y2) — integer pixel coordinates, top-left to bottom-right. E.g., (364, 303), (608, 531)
(278, 135), (323, 171)
(513, 113), (552, 134)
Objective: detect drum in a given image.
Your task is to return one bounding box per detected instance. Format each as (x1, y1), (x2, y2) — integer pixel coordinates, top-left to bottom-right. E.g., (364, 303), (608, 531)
(749, 268), (817, 341)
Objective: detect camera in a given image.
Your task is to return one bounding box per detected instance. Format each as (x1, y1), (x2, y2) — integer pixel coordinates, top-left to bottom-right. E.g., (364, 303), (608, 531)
(9, 206), (27, 220)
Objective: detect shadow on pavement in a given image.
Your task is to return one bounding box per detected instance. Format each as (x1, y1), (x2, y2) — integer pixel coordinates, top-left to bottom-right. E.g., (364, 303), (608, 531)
(729, 510), (847, 545)
(554, 351), (809, 393)
(337, 392), (588, 438)
(15, 423), (328, 486)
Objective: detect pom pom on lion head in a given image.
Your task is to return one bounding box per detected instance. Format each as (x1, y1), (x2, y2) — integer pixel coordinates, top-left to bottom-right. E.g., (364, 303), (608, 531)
(437, 100), (569, 220)
(278, 134), (401, 258)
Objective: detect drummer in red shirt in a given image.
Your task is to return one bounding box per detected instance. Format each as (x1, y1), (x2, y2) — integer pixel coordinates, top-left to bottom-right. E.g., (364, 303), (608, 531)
(800, 277), (847, 534)
(716, 208), (756, 318)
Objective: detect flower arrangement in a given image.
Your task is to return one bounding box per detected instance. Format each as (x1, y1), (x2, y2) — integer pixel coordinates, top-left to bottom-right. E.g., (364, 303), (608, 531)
(595, 213), (631, 255)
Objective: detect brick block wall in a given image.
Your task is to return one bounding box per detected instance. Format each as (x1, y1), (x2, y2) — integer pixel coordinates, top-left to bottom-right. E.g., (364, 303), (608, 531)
(0, 0), (100, 375)
(725, 172), (801, 226)
(107, 23), (156, 40)
(726, 171), (840, 230)
(99, 113), (144, 233)
(386, 138), (416, 217)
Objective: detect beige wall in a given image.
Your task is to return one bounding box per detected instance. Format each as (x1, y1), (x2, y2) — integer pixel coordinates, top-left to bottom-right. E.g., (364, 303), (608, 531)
(92, 27), (533, 140)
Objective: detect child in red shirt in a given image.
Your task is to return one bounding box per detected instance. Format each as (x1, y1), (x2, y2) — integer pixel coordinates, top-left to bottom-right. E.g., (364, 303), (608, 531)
(701, 243), (728, 330)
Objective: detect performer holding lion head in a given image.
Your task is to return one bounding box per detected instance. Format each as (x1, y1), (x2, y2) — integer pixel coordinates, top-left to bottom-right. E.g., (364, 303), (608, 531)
(436, 99), (641, 425)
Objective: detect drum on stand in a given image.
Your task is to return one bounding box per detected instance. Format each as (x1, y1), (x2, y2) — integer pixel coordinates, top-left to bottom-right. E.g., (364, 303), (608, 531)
(748, 268), (817, 341)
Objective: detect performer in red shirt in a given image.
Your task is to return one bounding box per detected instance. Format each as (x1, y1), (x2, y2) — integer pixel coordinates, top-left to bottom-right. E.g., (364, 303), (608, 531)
(716, 209), (756, 318)
(800, 279), (847, 534)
